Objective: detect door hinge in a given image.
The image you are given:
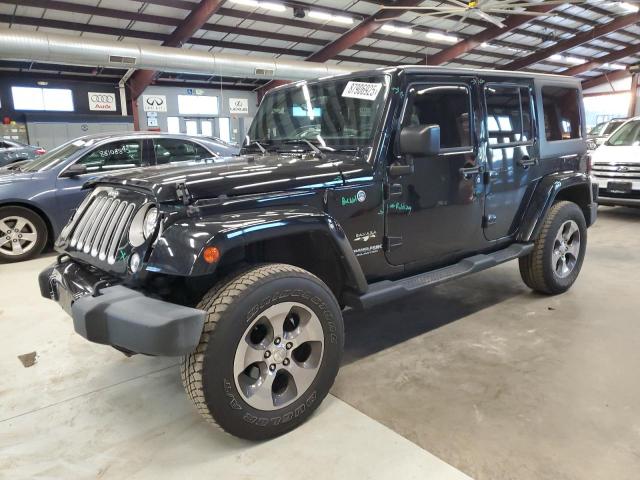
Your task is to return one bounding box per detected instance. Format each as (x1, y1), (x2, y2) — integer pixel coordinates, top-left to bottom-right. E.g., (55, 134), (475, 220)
(383, 236), (403, 252)
(483, 214), (497, 228)
(383, 183), (403, 200)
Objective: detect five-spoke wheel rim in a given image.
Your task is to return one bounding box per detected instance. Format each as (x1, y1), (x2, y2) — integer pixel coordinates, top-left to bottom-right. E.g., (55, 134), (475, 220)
(0, 216), (38, 256)
(552, 220), (580, 278)
(233, 301), (324, 411)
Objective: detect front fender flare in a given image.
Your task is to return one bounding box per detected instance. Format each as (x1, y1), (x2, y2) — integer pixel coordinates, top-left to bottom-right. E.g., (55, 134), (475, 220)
(146, 207), (368, 294)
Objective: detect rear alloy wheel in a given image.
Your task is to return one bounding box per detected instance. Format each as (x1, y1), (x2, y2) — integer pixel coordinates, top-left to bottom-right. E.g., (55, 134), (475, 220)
(519, 201), (587, 294)
(0, 206), (48, 263)
(181, 263), (344, 440)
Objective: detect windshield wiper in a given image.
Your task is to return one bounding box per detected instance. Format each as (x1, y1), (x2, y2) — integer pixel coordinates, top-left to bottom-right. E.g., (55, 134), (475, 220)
(245, 140), (267, 155)
(280, 139), (332, 159)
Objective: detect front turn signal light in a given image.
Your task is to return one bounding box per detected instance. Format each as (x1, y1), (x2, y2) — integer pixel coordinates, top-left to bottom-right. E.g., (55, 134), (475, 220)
(203, 246), (220, 264)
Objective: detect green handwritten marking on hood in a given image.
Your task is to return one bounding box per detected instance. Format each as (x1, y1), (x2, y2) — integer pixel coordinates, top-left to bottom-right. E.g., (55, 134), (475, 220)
(117, 248), (128, 262)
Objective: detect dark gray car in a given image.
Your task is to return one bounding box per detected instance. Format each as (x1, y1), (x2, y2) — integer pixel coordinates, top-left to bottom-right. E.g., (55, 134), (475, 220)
(0, 140), (46, 167)
(0, 132), (238, 262)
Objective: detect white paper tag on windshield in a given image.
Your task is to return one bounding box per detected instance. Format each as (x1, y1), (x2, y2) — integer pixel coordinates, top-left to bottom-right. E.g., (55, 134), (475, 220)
(342, 81), (383, 101)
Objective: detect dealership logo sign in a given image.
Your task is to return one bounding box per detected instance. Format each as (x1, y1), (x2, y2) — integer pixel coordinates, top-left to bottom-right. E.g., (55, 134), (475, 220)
(229, 98), (249, 115)
(142, 94), (167, 112)
(88, 92), (116, 111)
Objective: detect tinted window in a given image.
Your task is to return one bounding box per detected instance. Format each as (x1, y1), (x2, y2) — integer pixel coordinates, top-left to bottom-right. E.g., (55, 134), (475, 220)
(153, 138), (212, 164)
(603, 120), (625, 135)
(404, 85), (472, 149)
(542, 87), (581, 141)
(485, 85), (532, 145)
(77, 140), (143, 172)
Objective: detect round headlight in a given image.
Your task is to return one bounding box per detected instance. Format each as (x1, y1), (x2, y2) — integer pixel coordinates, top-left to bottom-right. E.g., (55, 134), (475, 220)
(143, 207), (158, 239)
(130, 252), (141, 273)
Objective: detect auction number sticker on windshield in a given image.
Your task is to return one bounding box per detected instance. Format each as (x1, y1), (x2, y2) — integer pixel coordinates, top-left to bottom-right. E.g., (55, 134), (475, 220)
(342, 81), (383, 101)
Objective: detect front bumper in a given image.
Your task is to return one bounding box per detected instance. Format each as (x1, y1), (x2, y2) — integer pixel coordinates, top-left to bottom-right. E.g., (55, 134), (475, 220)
(597, 195), (640, 207)
(39, 260), (206, 356)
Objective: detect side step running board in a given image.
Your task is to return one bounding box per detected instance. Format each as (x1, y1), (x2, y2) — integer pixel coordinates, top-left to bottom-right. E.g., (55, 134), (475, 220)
(347, 243), (534, 310)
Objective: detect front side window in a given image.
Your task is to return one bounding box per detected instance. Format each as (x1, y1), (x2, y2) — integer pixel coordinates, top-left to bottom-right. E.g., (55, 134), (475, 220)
(247, 75), (389, 153)
(485, 85), (533, 146)
(154, 138), (212, 164)
(542, 86), (581, 141)
(403, 84), (472, 150)
(77, 140), (143, 172)
(606, 120), (640, 146)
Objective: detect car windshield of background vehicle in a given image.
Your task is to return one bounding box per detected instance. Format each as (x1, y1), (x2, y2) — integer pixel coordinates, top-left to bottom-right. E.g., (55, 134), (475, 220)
(589, 122), (606, 136)
(603, 120), (625, 135)
(21, 139), (97, 172)
(606, 120), (640, 146)
(246, 75), (390, 154)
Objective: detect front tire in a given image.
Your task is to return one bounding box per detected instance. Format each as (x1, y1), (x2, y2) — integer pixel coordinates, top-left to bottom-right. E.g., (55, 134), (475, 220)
(0, 206), (48, 263)
(519, 201), (587, 294)
(181, 263), (344, 440)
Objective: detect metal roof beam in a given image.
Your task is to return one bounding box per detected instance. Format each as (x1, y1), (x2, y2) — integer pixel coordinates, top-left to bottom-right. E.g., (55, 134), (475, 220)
(504, 12), (640, 71)
(128, 0), (225, 99)
(582, 69), (630, 91)
(564, 43), (640, 77)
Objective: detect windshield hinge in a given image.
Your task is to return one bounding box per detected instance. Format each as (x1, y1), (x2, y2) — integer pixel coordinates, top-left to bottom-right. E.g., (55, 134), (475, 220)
(175, 181), (192, 206)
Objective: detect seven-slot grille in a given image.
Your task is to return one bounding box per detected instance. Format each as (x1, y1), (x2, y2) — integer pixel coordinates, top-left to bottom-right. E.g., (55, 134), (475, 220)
(65, 190), (138, 264)
(592, 163), (640, 180)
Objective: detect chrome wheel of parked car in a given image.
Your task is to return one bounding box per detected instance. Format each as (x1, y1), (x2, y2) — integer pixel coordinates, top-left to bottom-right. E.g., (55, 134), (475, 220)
(233, 301), (324, 411)
(0, 215), (38, 257)
(552, 220), (581, 278)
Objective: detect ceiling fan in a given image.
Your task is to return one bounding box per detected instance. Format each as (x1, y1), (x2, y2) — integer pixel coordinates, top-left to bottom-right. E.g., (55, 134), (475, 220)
(378, 0), (585, 30)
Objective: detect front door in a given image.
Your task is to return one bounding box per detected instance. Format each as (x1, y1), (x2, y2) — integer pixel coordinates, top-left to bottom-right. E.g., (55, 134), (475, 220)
(385, 78), (486, 268)
(482, 82), (538, 240)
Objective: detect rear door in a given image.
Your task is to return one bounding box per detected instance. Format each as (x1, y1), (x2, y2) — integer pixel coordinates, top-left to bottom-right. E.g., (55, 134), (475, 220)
(482, 82), (538, 240)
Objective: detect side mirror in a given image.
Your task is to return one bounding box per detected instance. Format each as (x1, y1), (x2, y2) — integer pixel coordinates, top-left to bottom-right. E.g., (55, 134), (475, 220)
(61, 163), (88, 178)
(399, 124), (441, 156)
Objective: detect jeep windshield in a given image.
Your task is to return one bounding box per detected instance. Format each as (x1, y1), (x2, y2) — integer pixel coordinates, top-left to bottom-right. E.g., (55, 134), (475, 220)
(245, 74), (390, 156)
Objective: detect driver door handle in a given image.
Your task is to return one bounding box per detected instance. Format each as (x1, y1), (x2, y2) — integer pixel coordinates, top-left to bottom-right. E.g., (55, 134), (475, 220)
(517, 156), (537, 168)
(459, 165), (482, 179)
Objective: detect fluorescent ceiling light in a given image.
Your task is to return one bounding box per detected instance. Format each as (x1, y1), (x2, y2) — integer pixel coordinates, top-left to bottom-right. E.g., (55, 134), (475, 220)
(604, 63), (627, 70)
(619, 2), (639, 13)
(309, 10), (354, 24)
(565, 56), (584, 65)
(381, 24), (413, 35)
(230, 0), (285, 12)
(426, 32), (459, 43)
(550, 54), (563, 61)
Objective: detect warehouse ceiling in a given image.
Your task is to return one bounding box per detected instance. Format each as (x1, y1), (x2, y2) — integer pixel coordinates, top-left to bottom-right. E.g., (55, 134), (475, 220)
(1, 0), (639, 92)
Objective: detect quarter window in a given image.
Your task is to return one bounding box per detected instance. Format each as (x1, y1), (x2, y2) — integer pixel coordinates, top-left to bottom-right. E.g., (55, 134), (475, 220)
(77, 140), (143, 172)
(154, 138), (212, 164)
(403, 85), (472, 150)
(485, 85), (533, 146)
(541, 86), (581, 141)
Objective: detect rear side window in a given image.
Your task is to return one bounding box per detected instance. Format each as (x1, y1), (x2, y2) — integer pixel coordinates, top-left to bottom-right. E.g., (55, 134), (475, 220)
(154, 138), (212, 165)
(403, 84), (472, 150)
(485, 85), (533, 145)
(541, 86), (581, 141)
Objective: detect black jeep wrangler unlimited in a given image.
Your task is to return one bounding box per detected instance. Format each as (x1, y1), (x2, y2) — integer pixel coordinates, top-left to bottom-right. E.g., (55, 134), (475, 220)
(40, 66), (597, 440)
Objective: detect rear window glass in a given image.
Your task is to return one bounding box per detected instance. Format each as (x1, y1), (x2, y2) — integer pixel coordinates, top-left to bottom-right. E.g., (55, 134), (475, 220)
(541, 86), (581, 141)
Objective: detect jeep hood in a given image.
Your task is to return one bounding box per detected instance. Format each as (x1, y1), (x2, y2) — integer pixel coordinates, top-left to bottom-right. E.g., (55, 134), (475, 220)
(88, 154), (371, 202)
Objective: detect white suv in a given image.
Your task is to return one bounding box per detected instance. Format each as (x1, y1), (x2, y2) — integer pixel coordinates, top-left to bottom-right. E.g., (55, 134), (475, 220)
(591, 117), (640, 207)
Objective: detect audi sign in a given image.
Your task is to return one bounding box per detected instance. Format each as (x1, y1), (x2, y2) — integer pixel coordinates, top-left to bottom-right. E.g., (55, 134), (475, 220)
(88, 92), (117, 112)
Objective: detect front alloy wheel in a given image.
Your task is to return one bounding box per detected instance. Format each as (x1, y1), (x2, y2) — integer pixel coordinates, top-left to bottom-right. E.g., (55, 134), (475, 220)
(0, 206), (48, 263)
(181, 264), (344, 440)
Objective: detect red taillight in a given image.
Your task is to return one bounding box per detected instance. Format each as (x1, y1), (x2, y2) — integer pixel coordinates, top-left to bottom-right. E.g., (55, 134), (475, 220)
(35, 148), (46, 155)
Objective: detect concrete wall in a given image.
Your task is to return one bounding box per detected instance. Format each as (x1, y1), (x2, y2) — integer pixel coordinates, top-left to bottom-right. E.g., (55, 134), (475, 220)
(136, 85), (258, 144)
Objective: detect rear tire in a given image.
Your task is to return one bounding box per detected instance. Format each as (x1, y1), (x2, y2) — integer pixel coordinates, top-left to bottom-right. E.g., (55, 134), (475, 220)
(0, 206), (48, 263)
(519, 201), (587, 294)
(181, 263), (344, 440)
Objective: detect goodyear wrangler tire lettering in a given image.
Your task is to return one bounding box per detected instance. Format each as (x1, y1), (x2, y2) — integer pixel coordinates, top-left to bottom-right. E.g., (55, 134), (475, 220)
(181, 263), (344, 441)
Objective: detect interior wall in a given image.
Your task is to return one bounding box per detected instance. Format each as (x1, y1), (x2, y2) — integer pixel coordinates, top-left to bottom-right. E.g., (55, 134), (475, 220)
(136, 85), (258, 144)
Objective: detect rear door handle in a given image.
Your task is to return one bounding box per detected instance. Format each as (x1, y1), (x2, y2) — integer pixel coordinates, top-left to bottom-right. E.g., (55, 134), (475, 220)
(517, 156), (537, 168)
(459, 165), (482, 179)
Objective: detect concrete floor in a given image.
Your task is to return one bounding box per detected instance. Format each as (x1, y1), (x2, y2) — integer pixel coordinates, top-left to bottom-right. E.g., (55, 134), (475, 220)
(1, 206), (639, 479)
